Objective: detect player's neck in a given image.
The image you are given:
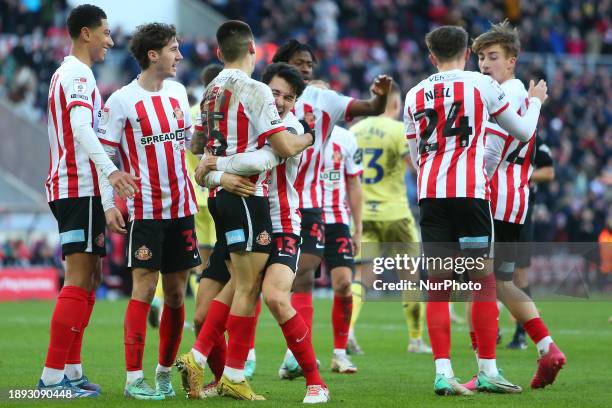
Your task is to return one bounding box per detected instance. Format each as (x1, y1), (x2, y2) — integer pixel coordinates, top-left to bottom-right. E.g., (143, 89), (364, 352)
(69, 43), (93, 67)
(436, 60), (465, 72)
(138, 70), (165, 92)
(224, 59), (253, 76)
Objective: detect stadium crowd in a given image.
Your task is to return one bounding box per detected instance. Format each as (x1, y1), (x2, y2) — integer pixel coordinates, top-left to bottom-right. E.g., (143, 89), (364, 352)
(0, 0), (610, 251)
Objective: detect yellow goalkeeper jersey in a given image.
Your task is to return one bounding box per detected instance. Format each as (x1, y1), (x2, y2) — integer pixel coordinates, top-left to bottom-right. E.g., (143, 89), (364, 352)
(350, 116), (411, 221)
(187, 104), (208, 207)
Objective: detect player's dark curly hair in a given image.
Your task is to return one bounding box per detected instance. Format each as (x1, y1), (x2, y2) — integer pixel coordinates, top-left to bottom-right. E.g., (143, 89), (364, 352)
(67, 4), (107, 39)
(272, 39), (317, 64)
(129, 23), (177, 70)
(262, 62), (306, 98)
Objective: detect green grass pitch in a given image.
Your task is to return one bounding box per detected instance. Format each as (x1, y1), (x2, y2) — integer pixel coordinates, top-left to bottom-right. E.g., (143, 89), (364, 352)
(1, 298), (611, 407)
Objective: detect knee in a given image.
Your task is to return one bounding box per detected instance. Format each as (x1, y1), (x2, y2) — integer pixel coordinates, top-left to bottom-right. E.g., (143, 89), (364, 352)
(163, 288), (185, 308)
(292, 271), (314, 293)
(264, 291), (289, 318)
(333, 276), (352, 296)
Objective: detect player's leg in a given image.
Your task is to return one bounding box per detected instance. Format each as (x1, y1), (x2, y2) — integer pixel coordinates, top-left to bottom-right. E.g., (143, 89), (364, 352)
(148, 276), (163, 328)
(262, 245), (329, 404)
(419, 198), (473, 396)
(326, 223), (358, 373)
(216, 192), (271, 400)
(461, 210), (521, 394)
(494, 222), (565, 389)
(40, 197), (105, 397)
(122, 218), (166, 400)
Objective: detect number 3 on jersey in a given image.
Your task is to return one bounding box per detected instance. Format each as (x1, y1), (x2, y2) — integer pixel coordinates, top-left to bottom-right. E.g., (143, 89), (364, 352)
(414, 101), (472, 154)
(360, 147), (384, 184)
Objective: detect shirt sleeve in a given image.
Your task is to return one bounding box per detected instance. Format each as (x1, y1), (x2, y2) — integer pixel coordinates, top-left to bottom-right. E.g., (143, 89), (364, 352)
(534, 138), (554, 168)
(479, 73), (511, 118)
(323, 88), (355, 123)
(250, 83), (285, 139)
(60, 67), (97, 111)
(344, 132), (363, 176)
(96, 93), (125, 148)
(403, 97), (417, 141)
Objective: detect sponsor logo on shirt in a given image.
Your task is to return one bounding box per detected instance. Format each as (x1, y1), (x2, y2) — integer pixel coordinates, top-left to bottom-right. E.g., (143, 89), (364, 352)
(140, 129), (186, 146)
(73, 77), (87, 94)
(100, 106), (110, 126)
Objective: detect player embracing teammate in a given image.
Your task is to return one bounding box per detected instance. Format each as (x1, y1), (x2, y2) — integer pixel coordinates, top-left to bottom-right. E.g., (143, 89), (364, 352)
(403, 25), (548, 396)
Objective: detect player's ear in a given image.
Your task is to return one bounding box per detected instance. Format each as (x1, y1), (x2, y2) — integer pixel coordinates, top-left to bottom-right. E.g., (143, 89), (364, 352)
(148, 50), (159, 65)
(248, 40), (256, 55)
(216, 47), (224, 63)
(80, 26), (91, 42)
(464, 48), (471, 61)
(428, 53), (437, 68)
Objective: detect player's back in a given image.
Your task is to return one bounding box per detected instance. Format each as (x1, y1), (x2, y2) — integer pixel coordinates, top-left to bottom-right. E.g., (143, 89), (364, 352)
(404, 69), (509, 201)
(46, 56), (102, 202)
(351, 116), (409, 221)
(485, 78), (536, 224)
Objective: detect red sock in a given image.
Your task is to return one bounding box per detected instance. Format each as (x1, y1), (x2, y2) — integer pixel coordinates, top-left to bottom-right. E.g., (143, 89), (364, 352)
(66, 290), (95, 365)
(207, 333), (227, 382)
(281, 313), (324, 386)
(469, 330), (478, 351)
(193, 300), (230, 357)
(523, 317), (550, 345)
(426, 278), (451, 360)
(471, 274), (498, 359)
(332, 295), (352, 349)
(249, 298), (262, 349)
(158, 303), (184, 367)
(225, 315), (255, 370)
(291, 292), (313, 336)
(45, 286), (89, 369)
(124, 299), (150, 371)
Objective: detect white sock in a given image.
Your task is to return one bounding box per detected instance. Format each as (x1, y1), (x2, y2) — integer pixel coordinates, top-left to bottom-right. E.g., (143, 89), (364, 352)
(41, 367), (64, 386)
(64, 363), (83, 381)
(333, 348), (346, 357)
(478, 358), (499, 377)
(247, 348), (256, 361)
(156, 363), (172, 373)
(223, 366), (245, 383)
(191, 348), (207, 368)
(434, 358), (453, 378)
(348, 328), (355, 339)
(126, 370), (144, 384)
(536, 336), (553, 355)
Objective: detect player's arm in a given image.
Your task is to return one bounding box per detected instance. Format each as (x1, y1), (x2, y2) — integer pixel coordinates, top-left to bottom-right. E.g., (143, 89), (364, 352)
(202, 145), (281, 176)
(403, 102), (420, 170)
(268, 129), (313, 158)
(491, 79), (548, 142)
(197, 170), (256, 198)
(346, 174), (363, 256)
(346, 75), (392, 118)
(531, 140), (555, 183)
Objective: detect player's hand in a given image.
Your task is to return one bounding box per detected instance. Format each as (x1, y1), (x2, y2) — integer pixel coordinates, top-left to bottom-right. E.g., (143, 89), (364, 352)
(352, 229), (362, 257)
(220, 173), (256, 197)
(370, 74), (392, 97)
(299, 119), (315, 146)
(528, 79), (548, 104)
(194, 156), (215, 186)
(105, 207), (127, 234)
(108, 171), (139, 199)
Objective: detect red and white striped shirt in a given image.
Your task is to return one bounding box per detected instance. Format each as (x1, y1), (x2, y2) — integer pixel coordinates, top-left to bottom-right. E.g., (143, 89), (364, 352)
(203, 68), (285, 197)
(404, 70), (511, 201)
(485, 79), (536, 224)
(294, 85), (354, 209)
(96, 78), (197, 220)
(46, 56), (102, 201)
(269, 112), (304, 235)
(321, 126), (363, 225)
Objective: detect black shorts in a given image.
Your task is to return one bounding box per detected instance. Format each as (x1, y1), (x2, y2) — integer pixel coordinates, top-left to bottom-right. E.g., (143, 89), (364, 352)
(200, 240), (231, 284)
(266, 233), (301, 273)
(49, 196), (106, 259)
(493, 220), (523, 281)
(323, 223), (355, 270)
(516, 202), (534, 268)
(127, 215), (201, 273)
(419, 198), (493, 260)
(214, 190), (273, 255)
(299, 208), (325, 257)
